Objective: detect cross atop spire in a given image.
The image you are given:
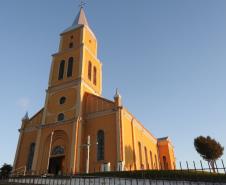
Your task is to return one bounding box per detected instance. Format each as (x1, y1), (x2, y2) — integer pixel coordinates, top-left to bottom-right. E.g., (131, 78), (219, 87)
(78, 0), (86, 9)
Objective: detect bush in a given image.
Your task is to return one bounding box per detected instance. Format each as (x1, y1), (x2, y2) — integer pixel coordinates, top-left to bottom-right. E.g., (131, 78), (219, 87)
(84, 170), (226, 182)
(0, 163), (12, 179)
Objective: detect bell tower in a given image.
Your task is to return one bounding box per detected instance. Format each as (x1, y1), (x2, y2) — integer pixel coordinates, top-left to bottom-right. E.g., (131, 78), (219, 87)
(50, 8), (101, 92)
(32, 8), (102, 173)
(43, 7), (102, 124)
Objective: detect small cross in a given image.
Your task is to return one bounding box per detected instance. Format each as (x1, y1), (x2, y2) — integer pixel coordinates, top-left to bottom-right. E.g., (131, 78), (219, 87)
(79, 0), (86, 8)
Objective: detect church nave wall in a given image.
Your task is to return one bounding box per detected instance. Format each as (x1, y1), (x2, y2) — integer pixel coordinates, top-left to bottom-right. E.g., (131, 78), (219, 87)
(81, 113), (117, 173)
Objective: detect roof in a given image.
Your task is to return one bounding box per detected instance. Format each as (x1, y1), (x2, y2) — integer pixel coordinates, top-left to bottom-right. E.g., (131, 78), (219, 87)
(158, 137), (169, 141)
(62, 8), (89, 34)
(84, 93), (115, 115)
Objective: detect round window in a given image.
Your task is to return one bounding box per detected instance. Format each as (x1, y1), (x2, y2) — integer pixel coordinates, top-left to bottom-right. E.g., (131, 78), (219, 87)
(57, 113), (64, 122)
(59, 97), (66, 105)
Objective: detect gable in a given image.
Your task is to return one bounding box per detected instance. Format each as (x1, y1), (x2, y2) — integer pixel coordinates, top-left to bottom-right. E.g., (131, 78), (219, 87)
(84, 93), (115, 115)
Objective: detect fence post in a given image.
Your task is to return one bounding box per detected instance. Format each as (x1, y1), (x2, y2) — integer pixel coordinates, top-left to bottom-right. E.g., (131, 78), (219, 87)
(193, 161), (196, 171)
(221, 159), (226, 174)
(179, 162), (182, 171)
(200, 160), (204, 173)
(186, 161), (189, 172)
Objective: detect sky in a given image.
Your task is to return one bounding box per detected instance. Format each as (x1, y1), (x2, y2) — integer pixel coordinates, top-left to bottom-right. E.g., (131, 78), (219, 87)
(0, 0), (226, 169)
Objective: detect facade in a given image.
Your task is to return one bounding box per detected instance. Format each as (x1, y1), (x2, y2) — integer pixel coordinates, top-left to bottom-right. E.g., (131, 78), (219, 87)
(13, 8), (176, 175)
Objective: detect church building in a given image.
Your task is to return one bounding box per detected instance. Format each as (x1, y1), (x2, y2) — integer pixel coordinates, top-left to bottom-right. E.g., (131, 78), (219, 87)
(13, 8), (176, 175)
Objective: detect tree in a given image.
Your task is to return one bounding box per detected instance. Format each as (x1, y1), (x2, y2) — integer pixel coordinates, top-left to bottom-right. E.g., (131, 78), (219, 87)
(0, 163), (12, 179)
(194, 136), (224, 172)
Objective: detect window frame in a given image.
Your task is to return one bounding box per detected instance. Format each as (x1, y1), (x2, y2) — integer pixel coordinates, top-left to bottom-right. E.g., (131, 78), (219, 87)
(57, 113), (65, 122)
(69, 42), (74, 48)
(59, 97), (66, 105)
(26, 143), (35, 171)
(97, 130), (104, 161)
(67, 57), (74, 77)
(58, 60), (65, 80)
(88, 61), (92, 81)
(93, 66), (97, 85)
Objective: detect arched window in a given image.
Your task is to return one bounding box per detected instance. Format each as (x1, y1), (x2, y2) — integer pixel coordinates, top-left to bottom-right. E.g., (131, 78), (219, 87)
(58, 60), (65, 80)
(163, 156), (168, 170)
(88, 61), (92, 81)
(57, 113), (64, 122)
(97, 130), (104, 161)
(69, 42), (73, 48)
(149, 150), (154, 169)
(144, 146), (149, 169)
(93, 67), (97, 85)
(27, 143), (35, 171)
(52, 146), (64, 156)
(138, 142), (143, 169)
(67, 57), (74, 77)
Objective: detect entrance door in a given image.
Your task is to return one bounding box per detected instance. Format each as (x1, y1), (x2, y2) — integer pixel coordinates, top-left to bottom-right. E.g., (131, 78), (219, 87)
(48, 156), (64, 175)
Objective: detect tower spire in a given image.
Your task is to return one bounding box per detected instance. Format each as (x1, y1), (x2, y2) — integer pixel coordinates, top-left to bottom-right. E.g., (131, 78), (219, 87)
(62, 5), (89, 34)
(114, 88), (122, 107)
(72, 7), (89, 27)
(22, 112), (29, 121)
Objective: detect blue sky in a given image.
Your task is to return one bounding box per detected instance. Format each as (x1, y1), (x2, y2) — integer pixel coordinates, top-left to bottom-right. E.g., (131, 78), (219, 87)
(0, 0), (226, 169)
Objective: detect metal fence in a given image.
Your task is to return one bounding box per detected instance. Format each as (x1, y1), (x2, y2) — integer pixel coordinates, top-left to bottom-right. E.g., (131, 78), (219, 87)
(11, 159), (226, 177)
(6, 160), (226, 185)
(176, 159), (226, 174)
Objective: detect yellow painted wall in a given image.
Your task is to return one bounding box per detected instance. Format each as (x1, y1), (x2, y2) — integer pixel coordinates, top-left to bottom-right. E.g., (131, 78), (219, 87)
(122, 110), (160, 170)
(82, 45), (102, 95)
(83, 27), (97, 56)
(45, 87), (78, 124)
(15, 130), (37, 170)
(158, 140), (176, 170)
(59, 28), (82, 52)
(50, 50), (81, 87)
(81, 113), (117, 173)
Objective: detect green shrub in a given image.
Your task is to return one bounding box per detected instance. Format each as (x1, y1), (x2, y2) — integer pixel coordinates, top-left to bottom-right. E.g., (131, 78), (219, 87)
(83, 170), (226, 182)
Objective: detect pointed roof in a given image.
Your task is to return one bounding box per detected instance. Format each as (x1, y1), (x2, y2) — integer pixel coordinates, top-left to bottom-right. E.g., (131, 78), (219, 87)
(73, 8), (89, 27)
(114, 88), (122, 99)
(22, 112), (29, 121)
(62, 8), (90, 34)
